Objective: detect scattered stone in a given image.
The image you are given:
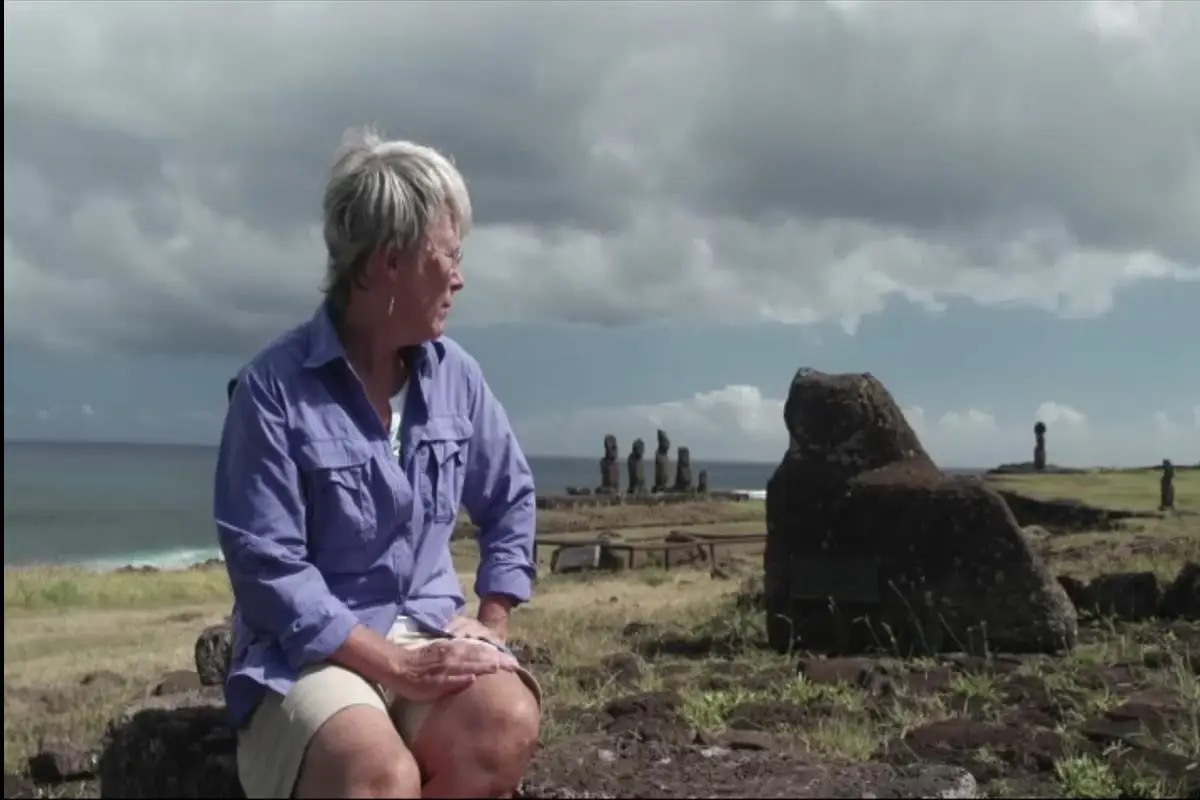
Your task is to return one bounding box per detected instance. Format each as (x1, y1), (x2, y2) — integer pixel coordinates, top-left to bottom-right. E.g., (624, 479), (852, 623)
(881, 718), (1067, 783)
(1159, 561), (1200, 620)
(993, 489), (1153, 533)
(27, 738), (98, 784)
(194, 623), (232, 687)
(1056, 574), (1089, 610)
(599, 653), (644, 686)
(551, 544), (603, 574)
(98, 691), (241, 799)
(519, 742), (981, 799)
(2, 774), (38, 799)
(626, 439), (646, 496)
(602, 691), (694, 745)
(1058, 564), (1197, 622)
(1082, 572), (1163, 621)
(153, 670), (204, 697)
(1020, 524), (1051, 541)
(508, 639), (554, 669)
(652, 430), (671, 493)
(80, 670), (124, 689)
(764, 368), (1078, 657)
(734, 574), (765, 611)
(716, 730), (778, 751)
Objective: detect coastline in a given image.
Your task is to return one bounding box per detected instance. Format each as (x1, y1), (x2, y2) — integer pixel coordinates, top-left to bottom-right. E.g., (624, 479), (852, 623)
(4, 490), (773, 573)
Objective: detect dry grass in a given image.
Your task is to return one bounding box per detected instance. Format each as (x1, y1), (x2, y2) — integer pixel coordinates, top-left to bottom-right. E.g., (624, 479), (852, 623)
(3, 484), (1198, 798)
(1030, 515), (1200, 583)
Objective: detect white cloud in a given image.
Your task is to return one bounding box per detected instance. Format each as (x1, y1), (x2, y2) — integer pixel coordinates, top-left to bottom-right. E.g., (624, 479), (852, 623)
(35, 408), (51, 421)
(937, 408), (998, 432)
(1034, 401), (1089, 429)
(3, 1), (1199, 355)
(1152, 410), (1175, 436)
(517, 387), (1199, 468)
(517, 384), (784, 463)
(80, 403), (96, 417)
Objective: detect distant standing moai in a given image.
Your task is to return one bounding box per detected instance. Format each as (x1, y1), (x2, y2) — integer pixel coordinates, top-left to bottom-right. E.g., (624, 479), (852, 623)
(598, 434), (620, 494)
(1033, 421), (1047, 471)
(652, 429), (672, 493)
(673, 446), (694, 492)
(1160, 459), (1176, 512)
(696, 469), (709, 494)
(626, 438), (647, 495)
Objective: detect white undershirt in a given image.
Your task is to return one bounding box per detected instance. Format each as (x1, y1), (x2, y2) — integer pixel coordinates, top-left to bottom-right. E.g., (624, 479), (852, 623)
(388, 383), (409, 460)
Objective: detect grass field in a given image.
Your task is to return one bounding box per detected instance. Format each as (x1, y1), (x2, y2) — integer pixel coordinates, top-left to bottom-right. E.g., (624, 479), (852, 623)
(985, 468), (1198, 512)
(4, 484), (1199, 798)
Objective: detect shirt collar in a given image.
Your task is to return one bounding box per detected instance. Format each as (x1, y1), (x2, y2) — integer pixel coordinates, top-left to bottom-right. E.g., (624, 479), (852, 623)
(303, 301), (446, 378)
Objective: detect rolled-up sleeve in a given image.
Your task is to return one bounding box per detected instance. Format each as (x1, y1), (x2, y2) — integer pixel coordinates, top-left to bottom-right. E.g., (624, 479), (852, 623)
(460, 371), (536, 604)
(214, 370), (359, 671)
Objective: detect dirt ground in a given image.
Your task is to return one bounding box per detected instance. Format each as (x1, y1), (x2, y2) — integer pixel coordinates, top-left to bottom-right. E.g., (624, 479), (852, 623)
(4, 489), (1199, 799)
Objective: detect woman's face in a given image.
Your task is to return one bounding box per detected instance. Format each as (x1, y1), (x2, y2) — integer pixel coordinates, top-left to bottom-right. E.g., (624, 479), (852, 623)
(390, 213), (464, 342)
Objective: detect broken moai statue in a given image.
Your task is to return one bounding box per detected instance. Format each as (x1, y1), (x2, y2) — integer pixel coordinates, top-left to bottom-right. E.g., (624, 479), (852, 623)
(597, 434), (620, 494)
(673, 446), (693, 492)
(1160, 459), (1175, 511)
(696, 469), (709, 494)
(764, 368), (1078, 657)
(652, 429), (671, 493)
(627, 438), (647, 495)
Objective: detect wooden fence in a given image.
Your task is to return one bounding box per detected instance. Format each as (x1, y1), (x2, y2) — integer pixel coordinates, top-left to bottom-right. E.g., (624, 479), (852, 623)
(534, 530), (767, 572)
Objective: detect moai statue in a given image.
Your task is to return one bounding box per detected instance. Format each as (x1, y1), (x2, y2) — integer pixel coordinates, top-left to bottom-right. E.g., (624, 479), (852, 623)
(597, 434), (620, 494)
(696, 469), (709, 494)
(1033, 421), (1047, 471)
(652, 429), (671, 493)
(673, 446), (694, 492)
(1160, 459), (1175, 512)
(626, 438), (647, 495)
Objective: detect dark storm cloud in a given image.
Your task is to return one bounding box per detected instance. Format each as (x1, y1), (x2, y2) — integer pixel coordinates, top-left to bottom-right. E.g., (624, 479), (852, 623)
(3, 0), (1198, 356)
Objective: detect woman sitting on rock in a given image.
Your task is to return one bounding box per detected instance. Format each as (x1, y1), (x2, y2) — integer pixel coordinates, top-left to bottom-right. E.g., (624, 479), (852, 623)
(214, 126), (540, 799)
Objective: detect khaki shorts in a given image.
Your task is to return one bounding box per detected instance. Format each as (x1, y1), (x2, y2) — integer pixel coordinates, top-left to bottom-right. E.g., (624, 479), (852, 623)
(236, 618), (542, 799)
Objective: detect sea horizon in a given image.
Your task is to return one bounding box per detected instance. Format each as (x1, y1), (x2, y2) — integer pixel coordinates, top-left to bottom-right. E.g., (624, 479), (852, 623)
(0, 435), (786, 467)
(4, 438), (804, 572)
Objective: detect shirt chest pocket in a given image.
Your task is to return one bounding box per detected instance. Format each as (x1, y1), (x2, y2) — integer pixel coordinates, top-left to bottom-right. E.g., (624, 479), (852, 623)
(297, 438), (383, 571)
(415, 416), (473, 525)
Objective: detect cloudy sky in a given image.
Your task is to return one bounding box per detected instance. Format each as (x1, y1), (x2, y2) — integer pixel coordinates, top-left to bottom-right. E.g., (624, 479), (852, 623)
(4, 0), (1197, 468)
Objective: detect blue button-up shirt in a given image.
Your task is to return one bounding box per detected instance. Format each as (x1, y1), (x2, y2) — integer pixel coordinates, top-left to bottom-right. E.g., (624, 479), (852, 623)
(213, 303), (536, 728)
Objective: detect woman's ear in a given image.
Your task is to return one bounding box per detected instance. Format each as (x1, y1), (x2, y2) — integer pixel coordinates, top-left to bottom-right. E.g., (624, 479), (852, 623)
(384, 244), (417, 282)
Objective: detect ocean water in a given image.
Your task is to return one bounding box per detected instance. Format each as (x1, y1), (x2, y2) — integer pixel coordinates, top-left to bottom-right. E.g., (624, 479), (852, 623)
(2, 440), (778, 570)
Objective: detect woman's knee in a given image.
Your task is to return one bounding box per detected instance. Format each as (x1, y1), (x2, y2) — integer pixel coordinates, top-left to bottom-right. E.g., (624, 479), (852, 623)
(416, 673), (541, 791)
(342, 754), (422, 799)
(294, 705), (421, 799)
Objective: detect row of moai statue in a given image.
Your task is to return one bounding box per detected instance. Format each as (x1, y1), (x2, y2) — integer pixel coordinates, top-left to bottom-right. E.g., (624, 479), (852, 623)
(598, 429), (708, 495)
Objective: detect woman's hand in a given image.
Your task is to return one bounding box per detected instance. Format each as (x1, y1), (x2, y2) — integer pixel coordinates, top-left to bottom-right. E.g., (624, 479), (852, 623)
(387, 639), (518, 704)
(447, 614), (506, 645)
